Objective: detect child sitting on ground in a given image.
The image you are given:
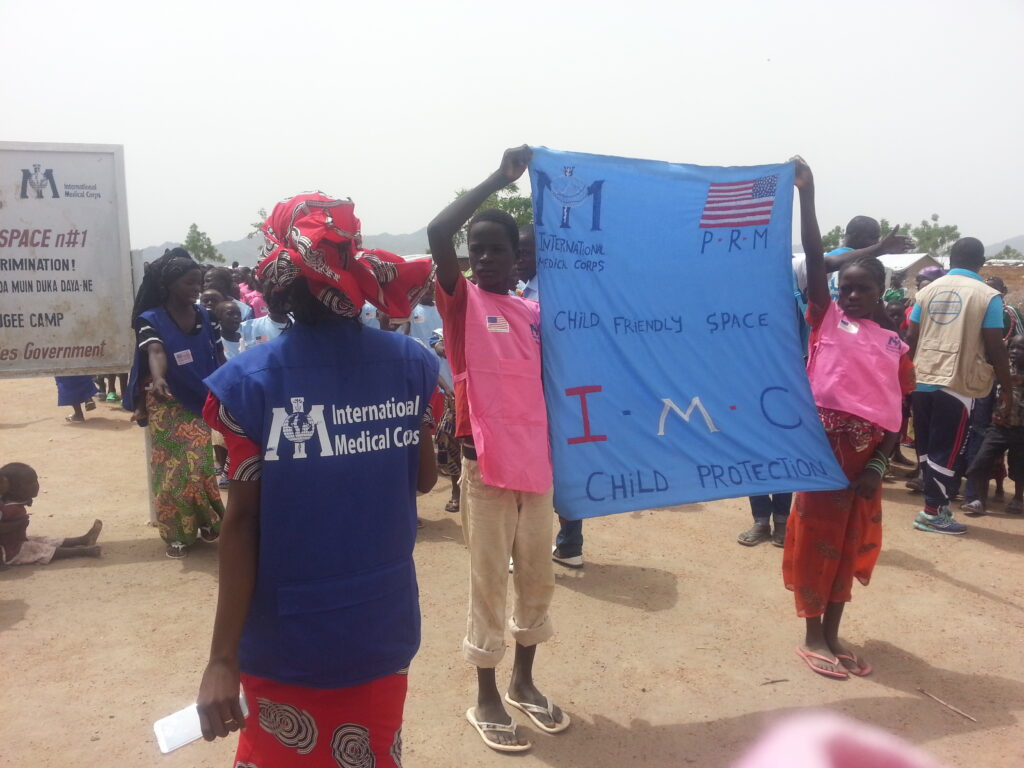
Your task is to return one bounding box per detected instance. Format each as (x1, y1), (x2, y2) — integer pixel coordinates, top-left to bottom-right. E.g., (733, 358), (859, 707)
(963, 335), (1024, 516)
(0, 463), (102, 565)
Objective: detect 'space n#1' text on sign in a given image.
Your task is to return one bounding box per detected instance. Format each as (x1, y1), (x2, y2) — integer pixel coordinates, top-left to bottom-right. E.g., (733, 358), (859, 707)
(529, 147), (847, 519)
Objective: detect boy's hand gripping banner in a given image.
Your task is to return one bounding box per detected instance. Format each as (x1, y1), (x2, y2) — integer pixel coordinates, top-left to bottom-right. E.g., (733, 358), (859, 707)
(529, 148), (847, 519)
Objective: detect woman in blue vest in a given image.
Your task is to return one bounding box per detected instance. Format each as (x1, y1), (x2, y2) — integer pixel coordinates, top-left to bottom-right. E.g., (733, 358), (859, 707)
(125, 248), (225, 559)
(195, 193), (438, 768)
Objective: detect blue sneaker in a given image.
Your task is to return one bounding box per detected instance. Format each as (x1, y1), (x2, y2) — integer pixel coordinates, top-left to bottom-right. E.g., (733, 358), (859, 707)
(914, 507), (967, 535)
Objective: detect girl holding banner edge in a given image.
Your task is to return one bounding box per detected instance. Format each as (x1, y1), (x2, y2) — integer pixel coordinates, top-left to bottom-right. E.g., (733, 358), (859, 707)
(429, 146), (569, 753)
(784, 157), (915, 680)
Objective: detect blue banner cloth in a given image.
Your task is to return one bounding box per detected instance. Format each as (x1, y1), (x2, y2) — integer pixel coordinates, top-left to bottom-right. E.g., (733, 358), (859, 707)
(529, 148), (847, 519)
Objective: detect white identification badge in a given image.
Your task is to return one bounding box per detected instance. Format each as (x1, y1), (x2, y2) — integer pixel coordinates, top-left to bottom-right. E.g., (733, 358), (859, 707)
(174, 349), (194, 365)
(838, 318), (859, 334)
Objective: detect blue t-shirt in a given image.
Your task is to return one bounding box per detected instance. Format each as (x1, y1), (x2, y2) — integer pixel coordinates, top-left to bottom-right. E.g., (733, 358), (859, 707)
(910, 269), (1003, 392)
(360, 301), (380, 329)
(825, 247), (853, 301)
(408, 303), (451, 386)
(240, 315), (290, 347)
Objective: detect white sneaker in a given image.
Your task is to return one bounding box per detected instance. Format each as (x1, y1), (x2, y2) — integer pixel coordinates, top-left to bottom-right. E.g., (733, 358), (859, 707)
(552, 547), (584, 568)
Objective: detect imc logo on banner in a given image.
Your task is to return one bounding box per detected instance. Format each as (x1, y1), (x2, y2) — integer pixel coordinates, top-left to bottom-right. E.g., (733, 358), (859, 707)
(20, 164), (60, 199)
(536, 166), (604, 231)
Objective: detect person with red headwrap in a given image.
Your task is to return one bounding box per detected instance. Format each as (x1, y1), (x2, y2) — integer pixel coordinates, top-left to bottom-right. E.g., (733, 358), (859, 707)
(196, 193), (439, 767)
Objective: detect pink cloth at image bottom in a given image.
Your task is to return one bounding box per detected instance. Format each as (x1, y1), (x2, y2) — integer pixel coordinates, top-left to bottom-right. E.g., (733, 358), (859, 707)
(732, 712), (945, 768)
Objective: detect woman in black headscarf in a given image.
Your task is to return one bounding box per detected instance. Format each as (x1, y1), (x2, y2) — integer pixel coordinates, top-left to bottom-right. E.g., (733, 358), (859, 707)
(125, 247), (225, 559)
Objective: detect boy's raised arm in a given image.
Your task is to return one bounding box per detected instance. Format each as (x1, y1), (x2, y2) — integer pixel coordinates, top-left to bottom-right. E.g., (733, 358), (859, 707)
(793, 156), (829, 309)
(427, 145), (532, 295)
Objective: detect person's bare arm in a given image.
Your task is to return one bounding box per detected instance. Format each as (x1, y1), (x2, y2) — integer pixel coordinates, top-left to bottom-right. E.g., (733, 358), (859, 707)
(197, 478), (260, 741)
(822, 227), (915, 272)
(417, 424), (438, 493)
(793, 157), (828, 309)
(983, 327), (1013, 424)
(145, 342), (171, 399)
(427, 145), (532, 295)
(906, 320), (920, 358)
(850, 430), (899, 498)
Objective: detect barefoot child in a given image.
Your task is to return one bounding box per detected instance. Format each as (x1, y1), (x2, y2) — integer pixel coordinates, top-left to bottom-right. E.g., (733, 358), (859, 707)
(964, 335), (1024, 516)
(783, 158), (915, 680)
(428, 146), (569, 753)
(0, 463), (102, 565)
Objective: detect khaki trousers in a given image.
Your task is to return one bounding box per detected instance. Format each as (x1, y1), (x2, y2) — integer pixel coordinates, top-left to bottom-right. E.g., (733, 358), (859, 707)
(460, 457), (555, 667)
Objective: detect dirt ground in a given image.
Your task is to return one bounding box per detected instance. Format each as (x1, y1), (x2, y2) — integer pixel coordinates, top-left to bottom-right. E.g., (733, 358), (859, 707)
(1, 376), (1022, 767)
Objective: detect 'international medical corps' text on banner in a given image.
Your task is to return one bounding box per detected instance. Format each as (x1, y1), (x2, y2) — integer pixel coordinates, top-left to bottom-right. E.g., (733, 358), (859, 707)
(529, 148), (847, 519)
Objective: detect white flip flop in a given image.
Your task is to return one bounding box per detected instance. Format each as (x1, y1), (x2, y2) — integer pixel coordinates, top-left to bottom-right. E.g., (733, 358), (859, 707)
(465, 708), (531, 753)
(503, 694), (571, 734)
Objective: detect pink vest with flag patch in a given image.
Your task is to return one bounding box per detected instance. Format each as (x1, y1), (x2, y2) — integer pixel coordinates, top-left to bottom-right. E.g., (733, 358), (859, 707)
(454, 282), (552, 493)
(806, 302), (908, 433)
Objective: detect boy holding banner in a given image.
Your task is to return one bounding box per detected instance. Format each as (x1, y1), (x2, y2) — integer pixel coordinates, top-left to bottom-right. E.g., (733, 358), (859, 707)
(428, 146), (569, 753)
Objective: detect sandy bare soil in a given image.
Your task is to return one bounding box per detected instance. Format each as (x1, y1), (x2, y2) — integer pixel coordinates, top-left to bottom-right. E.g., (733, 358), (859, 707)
(1, 376), (1022, 767)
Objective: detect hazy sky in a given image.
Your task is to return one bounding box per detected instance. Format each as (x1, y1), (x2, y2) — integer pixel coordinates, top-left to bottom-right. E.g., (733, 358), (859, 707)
(3, 0), (1021, 249)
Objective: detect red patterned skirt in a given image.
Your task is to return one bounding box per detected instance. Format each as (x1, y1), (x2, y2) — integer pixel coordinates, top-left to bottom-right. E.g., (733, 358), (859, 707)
(782, 410), (884, 618)
(234, 671), (408, 767)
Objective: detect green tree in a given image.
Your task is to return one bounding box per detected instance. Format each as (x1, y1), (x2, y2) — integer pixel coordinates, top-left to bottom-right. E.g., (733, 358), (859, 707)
(183, 223), (223, 264)
(821, 225), (843, 251)
(247, 207), (268, 239)
(910, 214), (960, 257)
(450, 183), (533, 248)
(991, 245), (1023, 261)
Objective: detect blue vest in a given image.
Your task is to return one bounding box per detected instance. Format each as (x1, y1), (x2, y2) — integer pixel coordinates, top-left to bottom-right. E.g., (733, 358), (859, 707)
(204, 319), (439, 689)
(124, 306), (220, 417)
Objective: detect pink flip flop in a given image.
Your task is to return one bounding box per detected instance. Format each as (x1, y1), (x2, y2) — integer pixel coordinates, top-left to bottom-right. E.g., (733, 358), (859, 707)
(795, 647), (849, 680)
(835, 653), (873, 677)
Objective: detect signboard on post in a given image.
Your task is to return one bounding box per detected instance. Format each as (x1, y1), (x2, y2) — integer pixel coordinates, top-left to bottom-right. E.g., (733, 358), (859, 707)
(0, 142), (133, 376)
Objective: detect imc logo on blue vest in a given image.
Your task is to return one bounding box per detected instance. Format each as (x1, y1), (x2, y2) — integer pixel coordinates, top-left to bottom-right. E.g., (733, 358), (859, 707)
(535, 166), (604, 231)
(265, 397), (334, 461)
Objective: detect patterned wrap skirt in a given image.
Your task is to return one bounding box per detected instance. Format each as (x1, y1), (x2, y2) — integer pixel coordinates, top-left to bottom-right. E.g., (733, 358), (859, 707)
(434, 393), (462, 478)
(782, 409), (884, 618)
(147, 393), (224, 545)
(234, 671), (408, 767)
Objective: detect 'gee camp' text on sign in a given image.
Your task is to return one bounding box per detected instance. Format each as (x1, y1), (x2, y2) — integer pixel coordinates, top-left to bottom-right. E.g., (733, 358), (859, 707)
(529, 148), (847, 519)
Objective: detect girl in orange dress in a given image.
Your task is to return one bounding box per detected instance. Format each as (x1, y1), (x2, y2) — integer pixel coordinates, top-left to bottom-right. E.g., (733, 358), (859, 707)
(784, 158), (915, 680)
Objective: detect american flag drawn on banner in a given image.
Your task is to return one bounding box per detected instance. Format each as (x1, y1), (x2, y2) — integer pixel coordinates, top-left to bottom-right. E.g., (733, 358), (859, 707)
(699, 175), (778, 228)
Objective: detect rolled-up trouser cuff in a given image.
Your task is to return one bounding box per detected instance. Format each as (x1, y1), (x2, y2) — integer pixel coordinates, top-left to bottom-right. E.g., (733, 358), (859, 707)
(463, 636), (506, 668)
(508, 613), (554, 647)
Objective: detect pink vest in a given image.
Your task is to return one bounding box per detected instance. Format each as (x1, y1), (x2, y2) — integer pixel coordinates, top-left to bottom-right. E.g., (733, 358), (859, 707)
(454, 283), (552, 493)
(806, 302), (908, 432)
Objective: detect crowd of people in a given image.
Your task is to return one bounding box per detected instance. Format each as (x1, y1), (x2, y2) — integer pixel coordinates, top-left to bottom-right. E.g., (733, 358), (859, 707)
(3, 147), (1020, 767)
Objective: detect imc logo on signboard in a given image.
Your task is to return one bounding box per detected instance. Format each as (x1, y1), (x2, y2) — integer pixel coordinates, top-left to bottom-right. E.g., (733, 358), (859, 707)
(19, 164), (60, 199)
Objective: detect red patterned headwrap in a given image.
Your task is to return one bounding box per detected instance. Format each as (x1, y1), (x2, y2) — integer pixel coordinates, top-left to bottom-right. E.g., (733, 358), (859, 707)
(256, 192), (433, 321)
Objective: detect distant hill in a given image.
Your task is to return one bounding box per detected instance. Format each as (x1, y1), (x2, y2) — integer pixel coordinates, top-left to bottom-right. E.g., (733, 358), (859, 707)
(137, 227), (431, 266)
(987, 234), (1024, 258)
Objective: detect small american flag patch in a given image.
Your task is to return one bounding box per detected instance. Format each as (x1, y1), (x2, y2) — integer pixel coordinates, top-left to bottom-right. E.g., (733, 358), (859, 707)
(486, 315), (510, 333)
